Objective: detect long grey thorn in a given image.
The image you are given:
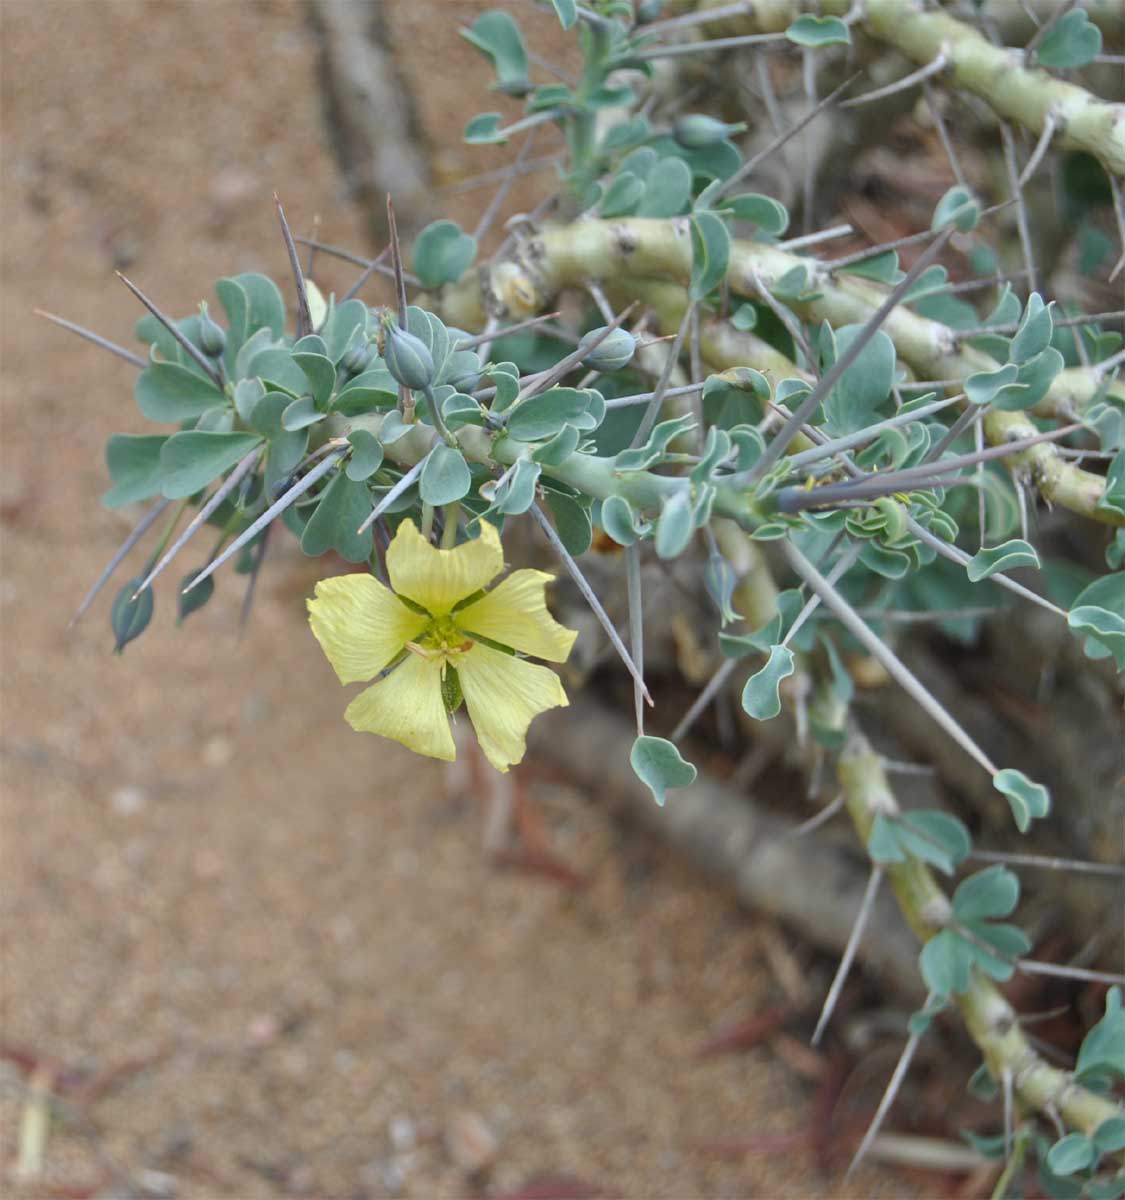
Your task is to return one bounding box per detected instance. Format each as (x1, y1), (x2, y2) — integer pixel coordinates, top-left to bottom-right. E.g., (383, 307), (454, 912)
(355, 452), (432, 536)
(633, 31), (787, 60)
(922, 402), (984, 464)
(784, 395), (963, 472)
(455, 310), (561, 351)
(922, 79), (968, 190)
(846, 999), (934, 1179)
(1108, 175), (1125, 283)
(748, 267), (814, 366)
(238, 521), (272, 634)
(115, 272), (224, 389)
(69, 498), (171, 627)
(296, 237), (419, 287)
(904, 516), (1066, 619)
(632, 300), (694, 447)
(812, 865), (885, 1047)
(131, 447), (263, 599)
(386, 196), (409, 328)
(275, 194), (314, 339)
(183, 451), (345, 595)
(626, 544), (646, 735)
(604, 381), (704, 410)
(783, 540), (1001, 777)
(35, 310), (147, 369)
(825, 204), (1014, 271)
(715, 72), (860, 201)
(529, 503), (653, 706)
(473, 128), (539, 245)
(1000, 122), (1039, 295)
(839, 51), (950, 109)
(746, 228), (956, 485)
(342, 244), (392, 303)
(967, 849), (1125, 879)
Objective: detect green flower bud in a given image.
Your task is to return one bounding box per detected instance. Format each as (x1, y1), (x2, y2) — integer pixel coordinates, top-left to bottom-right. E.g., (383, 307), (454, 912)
(579, 326), (636, 372)
(197, 301), (226, 358)
(635, 0), (664, 22)
(382, 318), (435, 391)
(673, 114), (746, 149)
(340, 339), (375, 378)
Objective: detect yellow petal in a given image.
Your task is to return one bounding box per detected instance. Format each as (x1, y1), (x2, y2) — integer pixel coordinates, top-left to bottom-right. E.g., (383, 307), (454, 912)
(458, 643), (567, 773)
(344, 652), (456, 761)
(308, 574), (427, 685)
(386, 519), (505, 615)
(456, 569), (577, 663)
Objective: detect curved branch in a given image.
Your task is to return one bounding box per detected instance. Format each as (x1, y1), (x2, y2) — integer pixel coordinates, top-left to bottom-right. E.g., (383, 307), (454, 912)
(837, 732), (1125, 1145)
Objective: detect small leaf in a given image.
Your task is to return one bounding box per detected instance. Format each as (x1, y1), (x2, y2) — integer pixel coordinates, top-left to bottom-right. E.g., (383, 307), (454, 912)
(135, 362), (224, 423)
(741, 644), (795, 721)
(867, 812), (906, 864)
(636, 157), (693, 218)
(932, 186), (980, 233)
(464, 112), (505, 144)
(630, 735), (697, 807)
(919, 928), (971, 997)
(600, 171), (645, 217)
(300, 470), (374, 562)
(345, 430), (384, 481)
(461, 11), (530, 96)
(413, 220), (478, 289)
(965, 363), (1020, 406)
(600, 494), (638, 547)
(1093, 1116), (1125, 1155)
(965, 539), (1041, 582)
(111, 576), (154, 654)
(1010, 294), (1054, 364)
(547, 0), (577, 29)
(1036, 8), (1102, 69)
(654, 489), (693, 559)
(494, 456), (541, 516)
(159, 432), (263, 500)
(786, 14), (850, 46)
(103, 434), (169, 508)
(544, 490), (592, 556)
(507, 387), (592, 442)
(1077, 987), (1125, 1080)
(1098, 449), (1125, 518)
(952, 865), (1020, 922)
(723, 193), (789, 237)
(420, 442), (471, 506)
(689, 210), (731, 300)
(992, 769), (1051, 833)
(281, 394), (324, 432)
(1046, 1134), (1095, 1177)
(532, 424), (580, 467)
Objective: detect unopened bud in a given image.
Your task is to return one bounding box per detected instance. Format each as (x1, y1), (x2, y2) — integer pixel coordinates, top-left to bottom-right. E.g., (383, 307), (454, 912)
(635, 0), (664, 23)
(673, 114), (746, 148)
(382, 318), (435, 391)
(197, 301), (226, 358)
(579, 326), (636, 372)
(340, 339), (375, 378)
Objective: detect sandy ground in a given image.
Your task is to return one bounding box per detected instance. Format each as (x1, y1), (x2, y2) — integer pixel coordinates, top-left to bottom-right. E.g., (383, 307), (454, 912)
(0, 4), (916, 1196)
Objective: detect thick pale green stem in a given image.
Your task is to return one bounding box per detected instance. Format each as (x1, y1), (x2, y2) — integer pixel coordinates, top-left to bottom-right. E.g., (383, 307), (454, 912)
(678, 0), (1125, 177)
(838, 733), (1125, 1146)
(325, 411), (765, 528)
(440, 217), (1124, 527)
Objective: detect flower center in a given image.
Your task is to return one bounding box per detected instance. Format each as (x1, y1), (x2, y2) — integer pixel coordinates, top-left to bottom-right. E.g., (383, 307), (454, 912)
(410, 615), (473, 663)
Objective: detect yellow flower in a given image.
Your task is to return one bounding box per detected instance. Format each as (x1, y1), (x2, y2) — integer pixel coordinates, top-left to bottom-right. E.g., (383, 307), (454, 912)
(307, 519), (577, 772)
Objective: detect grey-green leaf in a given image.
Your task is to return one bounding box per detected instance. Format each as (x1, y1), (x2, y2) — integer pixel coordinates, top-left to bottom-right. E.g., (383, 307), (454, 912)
(159, 432), (263, 500)
(630, 735), (697, 807)
(420, 442), (471, 506)
(992, 769), (1051, 833)
(741, 644), (795, 721)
